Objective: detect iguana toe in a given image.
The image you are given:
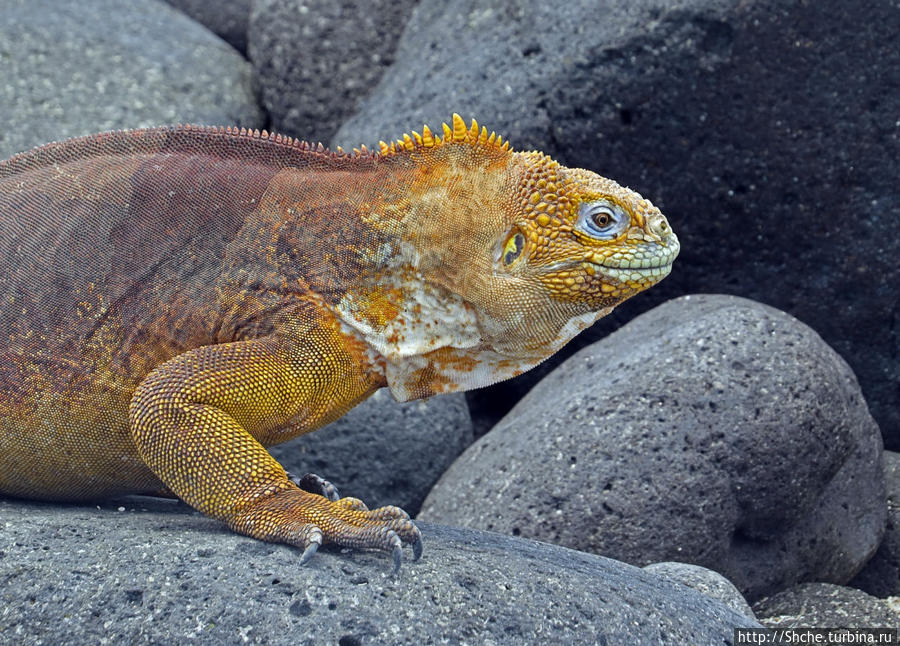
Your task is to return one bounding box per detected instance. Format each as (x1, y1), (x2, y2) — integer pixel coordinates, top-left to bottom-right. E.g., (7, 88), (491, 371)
(334, 496), (369, 512)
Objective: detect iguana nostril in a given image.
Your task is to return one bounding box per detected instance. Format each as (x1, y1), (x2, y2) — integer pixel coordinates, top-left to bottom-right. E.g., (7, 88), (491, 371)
(648, 214), (670, 238)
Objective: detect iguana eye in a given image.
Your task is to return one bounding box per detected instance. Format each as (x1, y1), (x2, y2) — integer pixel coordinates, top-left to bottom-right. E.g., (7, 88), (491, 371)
(501, 231), (525, 265)
(576, 200), (629, 239)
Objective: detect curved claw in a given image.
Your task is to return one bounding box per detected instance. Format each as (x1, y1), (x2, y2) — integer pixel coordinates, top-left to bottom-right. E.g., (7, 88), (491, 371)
(411, 533), (424, 561)
(298, 538), (320, 566)
(392, 543), (403, 574)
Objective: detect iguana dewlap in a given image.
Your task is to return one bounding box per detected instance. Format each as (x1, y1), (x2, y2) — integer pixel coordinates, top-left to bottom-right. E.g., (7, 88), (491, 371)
(0, 115), (678, 569)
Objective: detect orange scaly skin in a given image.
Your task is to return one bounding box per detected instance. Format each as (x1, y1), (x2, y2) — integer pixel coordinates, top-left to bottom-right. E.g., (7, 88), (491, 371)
(0, 115), (678, 569)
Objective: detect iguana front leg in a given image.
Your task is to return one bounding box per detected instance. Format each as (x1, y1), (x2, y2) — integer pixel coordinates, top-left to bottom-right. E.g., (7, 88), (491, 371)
(128, 302), (421, 569)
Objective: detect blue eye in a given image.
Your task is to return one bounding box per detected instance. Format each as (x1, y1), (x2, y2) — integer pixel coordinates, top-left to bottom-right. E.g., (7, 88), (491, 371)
(576, 200), (629, 239)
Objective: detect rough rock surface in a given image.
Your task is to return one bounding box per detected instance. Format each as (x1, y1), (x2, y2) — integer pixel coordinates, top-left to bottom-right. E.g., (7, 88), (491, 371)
(269, 389), (473, 516)
(333, 0), (900, 451)
(164, 0), (252, 53)
(851, 451), (900, 598)
(248, 0), (419, 144)
(753, 583), (899, 630)
(0, 498), (760, 644)
(0, 0), (263, 160)
(643, 561), (755, 620)
(420, 295), (886, 600)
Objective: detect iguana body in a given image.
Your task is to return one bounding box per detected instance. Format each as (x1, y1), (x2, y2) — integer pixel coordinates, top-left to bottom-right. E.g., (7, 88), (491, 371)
(0, 115), (678, 567)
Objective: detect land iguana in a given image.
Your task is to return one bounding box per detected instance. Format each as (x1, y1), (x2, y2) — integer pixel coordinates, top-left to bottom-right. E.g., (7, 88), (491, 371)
(0, 115), (679, 570)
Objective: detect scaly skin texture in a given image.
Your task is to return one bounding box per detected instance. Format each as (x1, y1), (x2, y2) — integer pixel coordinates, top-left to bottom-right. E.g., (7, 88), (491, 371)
(0, 115), (678, 568)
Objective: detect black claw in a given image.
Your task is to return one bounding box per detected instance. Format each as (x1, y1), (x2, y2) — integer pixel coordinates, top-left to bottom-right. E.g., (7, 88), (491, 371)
(412, 534), (423, 561)
(295, 473), (341, 501)
(298, 540), (319, 566)
(392, 544), (403, 574)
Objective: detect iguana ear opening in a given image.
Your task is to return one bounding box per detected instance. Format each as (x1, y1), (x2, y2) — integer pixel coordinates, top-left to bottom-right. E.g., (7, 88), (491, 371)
(497, 228), (526, 268)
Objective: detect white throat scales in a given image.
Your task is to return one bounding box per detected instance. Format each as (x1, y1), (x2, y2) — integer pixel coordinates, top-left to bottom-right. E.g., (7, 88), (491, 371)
(334, 259), (611, 401)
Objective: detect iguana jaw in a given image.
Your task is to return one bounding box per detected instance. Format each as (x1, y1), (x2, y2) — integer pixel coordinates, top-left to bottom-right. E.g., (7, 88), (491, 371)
(583, 230), (680, 285)
(539, 237), (680, 284)
(595, 261), (674, 284)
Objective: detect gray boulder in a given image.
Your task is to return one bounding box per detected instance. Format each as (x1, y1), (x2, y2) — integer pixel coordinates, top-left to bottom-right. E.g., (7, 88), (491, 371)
(644, 561), (755, 620)
(163, 0), (252, 54)
(248, 0), (419, 144)
(753, 583), (899, 630)
(420, 295), (886, 600)
(851, 451), (900, 597)
(0, 0), (263, 160)
(332, 0), (900, 451)
(0, 497), (761, 644)
(269, 389), (473, 516)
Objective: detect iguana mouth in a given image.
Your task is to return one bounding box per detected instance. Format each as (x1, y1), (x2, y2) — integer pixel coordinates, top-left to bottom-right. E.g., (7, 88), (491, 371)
(587, 237), (680, 282)
(594, 237), (680, 270)
(538, 235), (680, 276)
(595, 262), (674, 282)
(539, 256), (674, 277)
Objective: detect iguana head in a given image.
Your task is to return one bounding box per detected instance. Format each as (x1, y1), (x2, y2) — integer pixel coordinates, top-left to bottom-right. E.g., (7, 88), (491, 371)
(340, 114), (679, 399)
(479, 146), (679, 355)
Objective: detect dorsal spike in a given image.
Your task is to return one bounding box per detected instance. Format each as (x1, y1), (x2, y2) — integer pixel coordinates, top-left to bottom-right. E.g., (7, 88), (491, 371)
(350, 115), (514, 158)
(335, 145), (344, 154)
(421, 125), (434, 147)
(451, 113), (467, 142)
(468, 118), (480, 141)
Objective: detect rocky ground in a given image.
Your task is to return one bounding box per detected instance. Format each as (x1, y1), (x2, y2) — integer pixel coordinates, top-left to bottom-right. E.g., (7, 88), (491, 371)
(1, 0), (898, 643)
(0, 499), (758, 644)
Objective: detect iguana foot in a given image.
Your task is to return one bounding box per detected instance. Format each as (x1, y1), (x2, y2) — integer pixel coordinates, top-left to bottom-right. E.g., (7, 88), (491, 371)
(230, 484), (422, 573)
